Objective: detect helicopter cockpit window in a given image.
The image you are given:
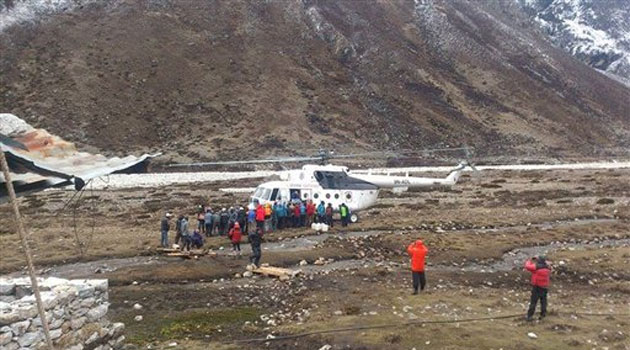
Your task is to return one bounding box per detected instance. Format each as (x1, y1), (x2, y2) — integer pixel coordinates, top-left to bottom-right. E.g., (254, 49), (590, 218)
(253, 187), (264, 198)
(314, 171), (378, 190)
(262, 188), (272, 200)
(270, 188), (279, 201)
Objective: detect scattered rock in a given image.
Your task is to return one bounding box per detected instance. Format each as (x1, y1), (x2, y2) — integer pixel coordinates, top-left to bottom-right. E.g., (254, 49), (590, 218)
(527, 332), (538, 339)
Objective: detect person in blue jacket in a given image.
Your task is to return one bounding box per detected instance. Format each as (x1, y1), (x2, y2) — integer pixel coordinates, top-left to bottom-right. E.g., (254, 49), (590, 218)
(317, 201), (326, 223)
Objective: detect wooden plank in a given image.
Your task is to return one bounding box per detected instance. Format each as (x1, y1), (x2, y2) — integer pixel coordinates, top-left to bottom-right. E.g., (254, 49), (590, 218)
(157, 248), (180, 253)
(166, 253), (191, 259)
(252, 266), (294, 277)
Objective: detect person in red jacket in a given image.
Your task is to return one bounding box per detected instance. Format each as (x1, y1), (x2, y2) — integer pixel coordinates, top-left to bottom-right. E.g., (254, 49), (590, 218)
(306, 200), (316, 226)
(524, 256), (551, 321)
(255, 203), (266, 236)
(407, 239), (428, 295)
(228, 222), (242, 255)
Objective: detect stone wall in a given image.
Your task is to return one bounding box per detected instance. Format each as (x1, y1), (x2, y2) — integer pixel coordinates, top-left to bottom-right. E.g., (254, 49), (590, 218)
(0, 277), (124, 350)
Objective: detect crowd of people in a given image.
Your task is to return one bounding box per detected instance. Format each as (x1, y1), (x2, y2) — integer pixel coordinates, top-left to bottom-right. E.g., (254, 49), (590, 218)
(159, 199), (352, 267)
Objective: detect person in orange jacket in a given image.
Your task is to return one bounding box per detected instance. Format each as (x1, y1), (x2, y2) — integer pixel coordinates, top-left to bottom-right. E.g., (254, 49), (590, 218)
(407, 239), (428, 295)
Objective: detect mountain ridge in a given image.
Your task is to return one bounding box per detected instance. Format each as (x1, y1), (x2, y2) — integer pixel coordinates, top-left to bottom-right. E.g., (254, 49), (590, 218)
(1, 0), (628, 164)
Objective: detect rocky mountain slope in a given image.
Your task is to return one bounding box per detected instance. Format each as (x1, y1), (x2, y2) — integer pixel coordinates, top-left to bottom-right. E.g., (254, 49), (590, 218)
(517, 0), (630, 86)
(1, 0), (629, 164)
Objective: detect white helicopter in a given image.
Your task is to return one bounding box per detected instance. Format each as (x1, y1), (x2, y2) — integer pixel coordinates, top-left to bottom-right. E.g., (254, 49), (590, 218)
(170, 148), (476, 223)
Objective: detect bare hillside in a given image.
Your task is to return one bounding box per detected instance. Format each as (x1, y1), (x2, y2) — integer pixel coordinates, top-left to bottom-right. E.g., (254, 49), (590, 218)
(1, 0), (629, 163)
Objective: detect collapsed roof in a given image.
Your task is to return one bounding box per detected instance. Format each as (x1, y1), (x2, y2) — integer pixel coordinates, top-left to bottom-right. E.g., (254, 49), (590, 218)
(0, 113), (158, 201)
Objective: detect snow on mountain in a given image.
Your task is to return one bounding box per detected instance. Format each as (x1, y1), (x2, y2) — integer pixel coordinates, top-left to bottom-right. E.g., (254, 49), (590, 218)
(518, 0), (630, 85)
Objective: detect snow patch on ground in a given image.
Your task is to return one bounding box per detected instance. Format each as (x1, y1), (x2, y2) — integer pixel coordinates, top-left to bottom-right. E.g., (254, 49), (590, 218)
(0, 0), (102, 32)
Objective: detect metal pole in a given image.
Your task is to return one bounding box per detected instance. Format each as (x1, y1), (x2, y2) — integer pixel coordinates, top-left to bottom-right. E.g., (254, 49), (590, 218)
(0, 150), (56, 350)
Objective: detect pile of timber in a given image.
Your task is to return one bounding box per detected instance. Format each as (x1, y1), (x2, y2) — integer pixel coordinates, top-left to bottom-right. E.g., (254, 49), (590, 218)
(252, 265), (301, 280)
(156, 247), (214, 259)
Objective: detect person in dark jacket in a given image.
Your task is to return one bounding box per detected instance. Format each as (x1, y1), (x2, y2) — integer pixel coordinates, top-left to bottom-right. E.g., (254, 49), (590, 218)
(160, 213), (172, 247)
(272, 202), (279, 231)
(180, 216), (191, 251)
(211, 210), (220, 236)
(204, 209), (213, 237)
(190, 230), (204, 249)
(525, 256), (551, 321)
(237, 207), (247, 232)
(228, 207), (238, 230)
(196, 206), (205, 234)
(325, 203), (334, 227)
(174, 215), (184, 244)
(219, 208), (229, 236)
(249, 228), (263, 267)
(287, 202), (295, 227)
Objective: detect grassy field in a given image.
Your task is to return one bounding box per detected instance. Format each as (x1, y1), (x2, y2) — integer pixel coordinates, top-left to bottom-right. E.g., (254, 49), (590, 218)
(1, 169), (629, 349)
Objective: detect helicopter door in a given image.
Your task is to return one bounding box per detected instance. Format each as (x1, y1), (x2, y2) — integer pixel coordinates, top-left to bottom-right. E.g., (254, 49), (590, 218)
(290, 189), (301, 202)
(278, 188), (290, 202)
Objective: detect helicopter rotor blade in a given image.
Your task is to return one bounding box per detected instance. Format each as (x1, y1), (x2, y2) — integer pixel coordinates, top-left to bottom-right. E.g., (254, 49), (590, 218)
(166, 146), (476, 168)
(167, 156), (323, 168)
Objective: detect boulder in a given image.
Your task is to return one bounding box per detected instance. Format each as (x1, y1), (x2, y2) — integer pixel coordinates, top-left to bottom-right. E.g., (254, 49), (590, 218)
(0, 281), (16, 296)
(10, 319), (30, 336)
(71, 317), (87, 330)
(17, 331), (42, 347)
(0, 330), (12, 346)
(87, 304), (109, 322)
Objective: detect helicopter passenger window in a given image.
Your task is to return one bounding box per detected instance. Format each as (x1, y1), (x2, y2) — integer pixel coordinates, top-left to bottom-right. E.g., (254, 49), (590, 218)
(346, 193), (352, 200)
(270, 188), (279, 201)
(334, 193), (340, 199)
(325, 193), (331, 199)
(313, 193), (319, 199)
(303, 193), (309, 199)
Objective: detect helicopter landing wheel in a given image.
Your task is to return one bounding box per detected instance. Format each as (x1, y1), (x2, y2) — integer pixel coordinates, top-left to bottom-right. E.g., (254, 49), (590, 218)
(349, 213), (359, 224)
